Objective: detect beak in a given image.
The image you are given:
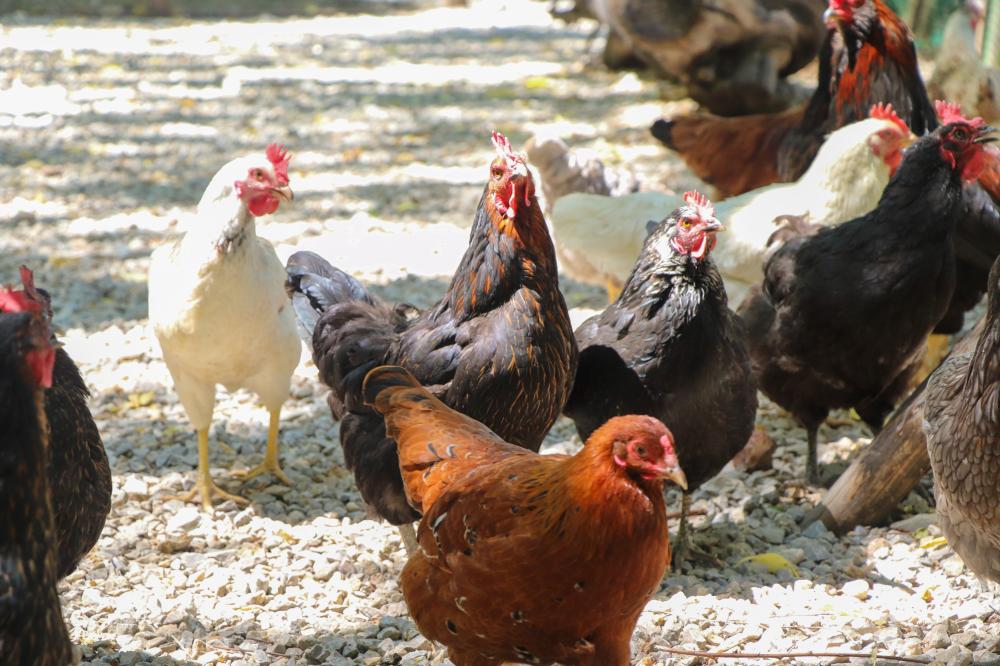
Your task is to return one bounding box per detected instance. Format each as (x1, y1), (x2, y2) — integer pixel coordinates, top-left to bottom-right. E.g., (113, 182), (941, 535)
(974, 126), (997, 144)
(822, 7), (836, 24)
(271, 184), (294, 202)
(703, 217), (724, 233)
(648, 463), (688, 490)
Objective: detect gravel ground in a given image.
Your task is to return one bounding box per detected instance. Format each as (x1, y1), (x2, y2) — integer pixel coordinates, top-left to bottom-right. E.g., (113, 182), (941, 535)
(1, 2), (997, 665)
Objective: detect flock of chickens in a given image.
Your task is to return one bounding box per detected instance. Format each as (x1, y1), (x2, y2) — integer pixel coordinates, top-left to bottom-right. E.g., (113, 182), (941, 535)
(4, 0), (1000, 664)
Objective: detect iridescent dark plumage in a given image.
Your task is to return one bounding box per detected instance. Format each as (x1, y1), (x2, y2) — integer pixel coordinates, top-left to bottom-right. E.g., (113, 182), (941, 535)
(286, 143), (577, 524)
(776, 0), (937, 181)
(564, 207), (757, 494)
(740, 121), (992, 482)
(23, 279), (110, 580)
(46, 346), (111, 579)
(925, 256), (1000, 583)
(0, 312), (74, 666)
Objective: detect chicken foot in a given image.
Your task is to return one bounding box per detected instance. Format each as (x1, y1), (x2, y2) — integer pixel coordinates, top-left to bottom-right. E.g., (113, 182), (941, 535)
(238, 408), (292, 486)
(175, 428), (250, 511)
(670, 494), (721, 570)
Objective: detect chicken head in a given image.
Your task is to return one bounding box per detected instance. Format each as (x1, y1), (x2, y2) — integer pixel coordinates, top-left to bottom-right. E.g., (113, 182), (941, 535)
(605, 415), (687, 488)
(233, 143), (294, 217)
(489, 131), (535, 220)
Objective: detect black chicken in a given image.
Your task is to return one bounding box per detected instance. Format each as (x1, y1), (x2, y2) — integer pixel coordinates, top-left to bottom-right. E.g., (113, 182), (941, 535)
(14, 267), (111, 580)
(925, 254), (1000, 584)
(739, 118), (996, 484)
(0, 292), (75, 665)
(563, 191), (757, 561)
(286, 132), (578, 552)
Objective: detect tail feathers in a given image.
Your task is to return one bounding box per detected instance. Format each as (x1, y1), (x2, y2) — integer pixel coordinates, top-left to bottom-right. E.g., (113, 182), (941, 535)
(363, 365), (517, 513)
(285, 250), (376, 348)
(650, 119), (676, 150)
(363, 365), (425, 411)
(312, 300), (401, 418)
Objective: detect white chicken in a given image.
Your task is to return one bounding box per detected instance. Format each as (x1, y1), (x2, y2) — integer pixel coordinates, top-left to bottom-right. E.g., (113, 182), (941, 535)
(551, 104), (913, 304)
(148, 143), (301, 510)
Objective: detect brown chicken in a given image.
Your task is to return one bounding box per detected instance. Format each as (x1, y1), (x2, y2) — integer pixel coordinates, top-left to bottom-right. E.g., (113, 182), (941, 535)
(0, 287), (74, 666)
(925, 255), (1000, 584)
(286, 133), (577, 552)
(651, 0), (937, 198)
(364, 365), (687, 666)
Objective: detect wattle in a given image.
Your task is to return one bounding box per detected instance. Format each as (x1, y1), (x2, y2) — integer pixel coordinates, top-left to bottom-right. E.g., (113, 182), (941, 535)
(248, 193), (280, 217)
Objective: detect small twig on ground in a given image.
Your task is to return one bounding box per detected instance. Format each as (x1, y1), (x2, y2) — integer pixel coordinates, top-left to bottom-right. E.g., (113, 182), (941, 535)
(657, 646), (930, 664)
(665, 508), (708, 520)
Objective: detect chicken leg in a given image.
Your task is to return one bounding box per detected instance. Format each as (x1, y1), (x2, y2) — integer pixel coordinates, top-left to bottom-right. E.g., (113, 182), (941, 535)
(239, 407), (291, 485)
(605, 278), (622, 303)
(805, 423), (821, 486)
(399, 522), (418, 557)
(177, 428), (250, 511)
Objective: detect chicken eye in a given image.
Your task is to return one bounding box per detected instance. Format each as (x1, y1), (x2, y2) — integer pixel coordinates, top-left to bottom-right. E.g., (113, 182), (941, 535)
(679, 218), (692, 230)
(635, 445), (647, 457)
(252, 169), (265, 180)
(492, 167), (504, 180)
(952, 128), (968, 142)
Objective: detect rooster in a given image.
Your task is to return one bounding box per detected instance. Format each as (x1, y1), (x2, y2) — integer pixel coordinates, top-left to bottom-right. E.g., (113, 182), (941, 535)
(364, 365), (686, 666)
(0, 289), (75, 666)
(286, 132), (577, 553)
(4, 266), (111, 580)
(552, 105), (913, 305)
(739, 116), (996, 484)
(563, 191), (756, 563)
(651, 0), (936, 198)
(925, 254), (1000, 585)
(148, 143), (301, 510)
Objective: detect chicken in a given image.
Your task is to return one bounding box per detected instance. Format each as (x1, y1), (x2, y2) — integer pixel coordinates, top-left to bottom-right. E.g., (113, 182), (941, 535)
(363, 365), (686, 666)
(925, 254), (1000, 585)
(585, 0), (824, 116)
(652, 0), (937, 198)
(524, 130), (638, 215)
(738, 117), (996, 484)
(0, 289), (75, 666)
(285, 133), (578, 550)
(148, 143), (300, 510)
(554, 105), (913, 305)
(551, 191), (673, 301)
(928, 0), (1000, 127)
(9, 266), (111, 580)
(563, 192), (756, 562)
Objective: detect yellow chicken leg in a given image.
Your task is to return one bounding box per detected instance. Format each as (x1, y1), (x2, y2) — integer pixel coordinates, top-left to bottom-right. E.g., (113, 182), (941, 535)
(176, 428), (249, 511)
(605, 278), (622, 303)
(920, 334), (951, 380)
(239, 408), (292, 486)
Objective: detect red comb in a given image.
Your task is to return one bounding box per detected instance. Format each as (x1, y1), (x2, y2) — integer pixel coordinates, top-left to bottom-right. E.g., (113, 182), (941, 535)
(869, 103), (909, 134)
(829, 0), (865, 8)
(0, 285), (40, 315)
(491, 131), (525, 167)
(683, 190), (715, 218)
(266, 143), (291, 185)
(935, 100), (986, 128)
